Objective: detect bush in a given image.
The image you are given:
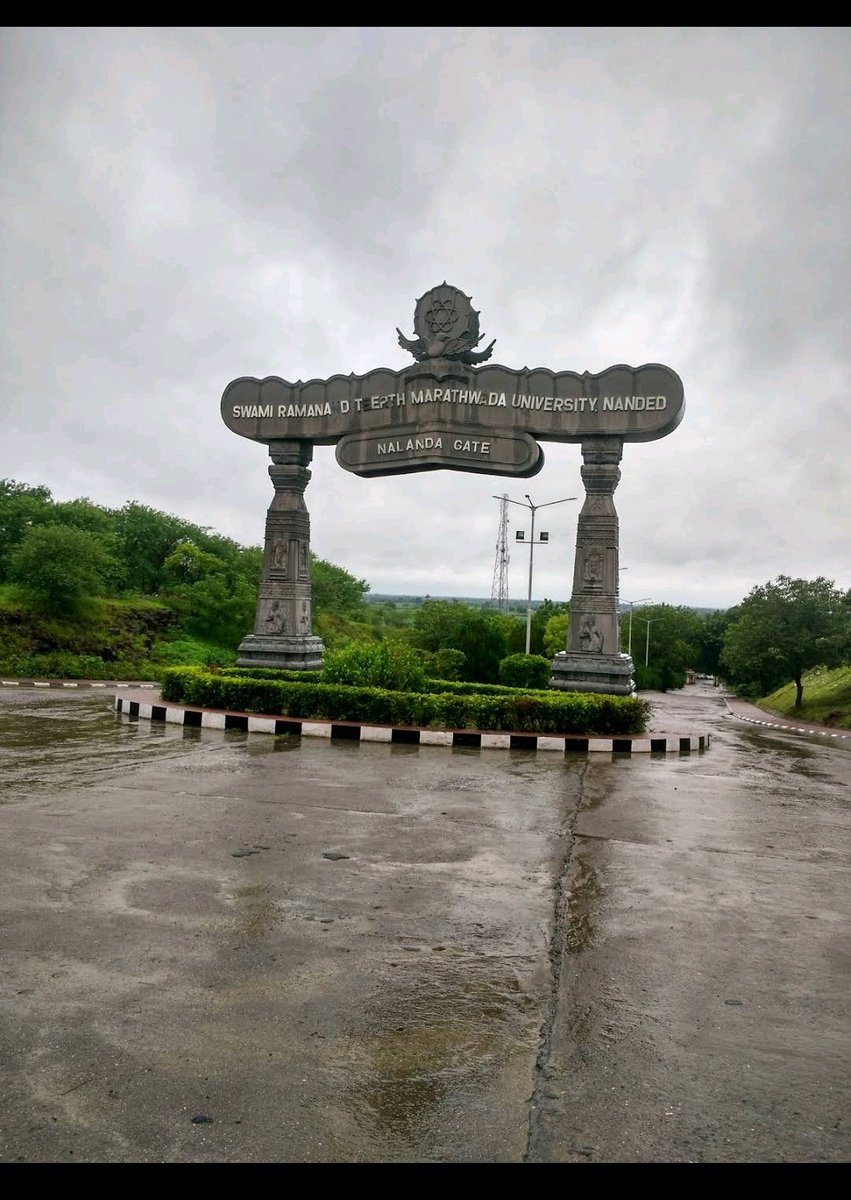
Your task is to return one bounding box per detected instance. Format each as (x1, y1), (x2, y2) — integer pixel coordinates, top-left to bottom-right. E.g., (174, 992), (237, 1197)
(421, 647), (466, 681)
(322, 640), (427, 692)
(0, 651), (155, 679)
(150, 637), (238, 670)
(498, 653), (552, 689)
(9, 523), (118, 614)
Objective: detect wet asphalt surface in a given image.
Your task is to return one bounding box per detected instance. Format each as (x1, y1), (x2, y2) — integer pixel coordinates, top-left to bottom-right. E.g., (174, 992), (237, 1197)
(0, 682), (848, 1164)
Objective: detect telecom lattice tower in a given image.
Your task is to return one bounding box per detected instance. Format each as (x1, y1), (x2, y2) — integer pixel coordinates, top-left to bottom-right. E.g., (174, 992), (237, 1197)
(490, 492), (510, 611)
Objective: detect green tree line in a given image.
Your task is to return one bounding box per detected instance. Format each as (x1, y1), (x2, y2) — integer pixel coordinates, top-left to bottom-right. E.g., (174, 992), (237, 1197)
(2, 479), (848, 705)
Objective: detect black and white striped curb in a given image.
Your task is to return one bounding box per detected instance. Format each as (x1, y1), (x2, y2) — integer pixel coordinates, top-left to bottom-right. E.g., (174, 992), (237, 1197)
(114, 695), (710, 755)
(1, 679), (157, 689)
(726, 709), (850, 741)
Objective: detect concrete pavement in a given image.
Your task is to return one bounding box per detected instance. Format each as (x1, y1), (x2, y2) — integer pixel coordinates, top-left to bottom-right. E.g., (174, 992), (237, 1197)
(0, 681), (848, 1163)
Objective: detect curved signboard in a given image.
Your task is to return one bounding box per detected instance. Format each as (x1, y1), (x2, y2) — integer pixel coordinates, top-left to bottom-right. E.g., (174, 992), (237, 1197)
(221, 361), (684, 478)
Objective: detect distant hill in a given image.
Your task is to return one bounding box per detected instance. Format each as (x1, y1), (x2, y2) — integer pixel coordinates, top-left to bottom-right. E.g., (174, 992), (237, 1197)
(366, 593), (533, 611)
(366, 594), (722, 615)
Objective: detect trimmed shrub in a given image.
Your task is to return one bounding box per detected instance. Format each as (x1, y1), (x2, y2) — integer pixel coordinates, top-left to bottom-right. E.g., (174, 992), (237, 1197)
(322, 640), (427, 691)
(498, 653), (551, 689)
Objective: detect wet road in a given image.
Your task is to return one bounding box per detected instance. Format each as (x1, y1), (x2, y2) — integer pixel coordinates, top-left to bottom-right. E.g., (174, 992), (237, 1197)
(0, 684), (848, 1163)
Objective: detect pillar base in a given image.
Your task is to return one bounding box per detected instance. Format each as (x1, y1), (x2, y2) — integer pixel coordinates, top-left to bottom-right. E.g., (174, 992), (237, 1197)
(236, 634), (325, 672)
(549, 651), (635, 696)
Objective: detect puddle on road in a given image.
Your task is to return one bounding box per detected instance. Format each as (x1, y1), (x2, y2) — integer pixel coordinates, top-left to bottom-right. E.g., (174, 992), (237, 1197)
(335, 957), (538, 1154)
(0, 693), (227, 797)
(565, 856), (600, 954)
(227, 883), (278, 939)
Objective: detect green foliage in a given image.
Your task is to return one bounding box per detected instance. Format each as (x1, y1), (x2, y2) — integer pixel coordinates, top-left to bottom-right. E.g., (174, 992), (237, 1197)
(0, 650), (155, 680)
(421, 647), (466, 681)
(529, 599), (567, 656)
(161, 666), (650, 735)
(621, 602), (703, 691)
(488, 611), (527, 656)
(162, 574), (257, 648)
(694, 608), (736, 677)
(313, 610), (380, 650)
(720, 575), (850, 707)
(8, 523), (119, 614)
(543, 612), (569, 657)
(112, 502), (190, 593)
(498, 653), (552, 689)
(149, 637), (238, 670)
(322, 640), (427, 691)
(311, 554), (369, 615)
(409, 599), (508, 683)
(0, 594), (176, 678)
(0, 480), (54, 578)
(162, 540), (226, 583)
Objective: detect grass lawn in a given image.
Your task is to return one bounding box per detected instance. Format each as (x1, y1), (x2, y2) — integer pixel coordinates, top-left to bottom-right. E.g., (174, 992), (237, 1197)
(760, 665), (851, 730)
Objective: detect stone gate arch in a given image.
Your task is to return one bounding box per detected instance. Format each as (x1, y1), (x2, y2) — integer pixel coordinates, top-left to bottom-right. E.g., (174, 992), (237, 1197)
(221, 284), (684, 695)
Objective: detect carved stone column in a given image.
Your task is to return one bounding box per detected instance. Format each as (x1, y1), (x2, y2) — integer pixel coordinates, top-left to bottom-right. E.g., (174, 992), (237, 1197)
(549, 437), (635, 695)
(236, 440), (325, 671)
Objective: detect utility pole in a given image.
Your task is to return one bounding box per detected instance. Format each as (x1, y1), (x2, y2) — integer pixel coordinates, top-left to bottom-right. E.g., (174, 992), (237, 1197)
(636, 615), (658, 666)
(505, 493), (576, 654)
(624, 597), (651, 657)
(489, 493), (510, 612)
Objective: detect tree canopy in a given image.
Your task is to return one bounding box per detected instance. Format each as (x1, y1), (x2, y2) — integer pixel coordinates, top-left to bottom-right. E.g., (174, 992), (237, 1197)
(720, 575), (851, 707)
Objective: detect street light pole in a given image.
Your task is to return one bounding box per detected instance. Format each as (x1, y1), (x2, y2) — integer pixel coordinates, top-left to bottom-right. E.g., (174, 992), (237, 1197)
(636, 616), (658, 667)
(527, 503), (536, 655)
(502, 493), (577, 654)
(624, 598), (651, 657)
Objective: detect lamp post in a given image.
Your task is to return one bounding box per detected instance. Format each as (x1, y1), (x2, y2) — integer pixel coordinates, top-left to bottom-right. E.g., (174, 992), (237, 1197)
(636, 615), (658, 667)
(624, 598), (651, 657)
(501, 492), (576, 654)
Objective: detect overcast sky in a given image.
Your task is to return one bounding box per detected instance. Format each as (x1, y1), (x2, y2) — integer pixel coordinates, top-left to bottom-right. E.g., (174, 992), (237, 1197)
(2, 27), (849, 610)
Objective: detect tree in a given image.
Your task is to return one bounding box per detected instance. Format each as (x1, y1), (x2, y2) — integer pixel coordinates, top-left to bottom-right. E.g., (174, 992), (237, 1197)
(694, 607), (736, 678)
(172, 574), (257, 648)
(8, 523), (118, 613)
(163, 540), (227, 584)
(543, 611), (570, 657)
(622, 603), (703, 692)
(311, 554), (369, 616)
(720, 576), (850, 707)
(409, 599), (508, 683)
(0, 480), (53, 578)
(529, 599), (567, 656)
(112, 502), (192, 593)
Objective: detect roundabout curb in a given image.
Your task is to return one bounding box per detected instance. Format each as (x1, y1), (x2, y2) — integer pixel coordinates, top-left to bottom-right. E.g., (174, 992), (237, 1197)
(113, 692), (710, 756)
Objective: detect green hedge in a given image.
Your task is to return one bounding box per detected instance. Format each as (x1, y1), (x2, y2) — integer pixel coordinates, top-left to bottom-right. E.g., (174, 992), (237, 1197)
(161, 666), (649, 735)
(220, 665), (550, 697)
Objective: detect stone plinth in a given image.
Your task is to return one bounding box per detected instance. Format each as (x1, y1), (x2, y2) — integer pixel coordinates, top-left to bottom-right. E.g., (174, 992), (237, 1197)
(235, 634), (325, 672)
(550, 651), (636, 696)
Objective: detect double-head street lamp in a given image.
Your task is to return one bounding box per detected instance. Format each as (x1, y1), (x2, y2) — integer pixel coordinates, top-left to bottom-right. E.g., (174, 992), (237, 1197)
(498, 492), (577, 654)
(624, 597), (651, 657)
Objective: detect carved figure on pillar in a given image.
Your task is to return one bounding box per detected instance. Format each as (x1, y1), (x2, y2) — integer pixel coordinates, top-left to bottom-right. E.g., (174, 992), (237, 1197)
(579, 614), (604, 652)
(272, 539), (289, 572)
(584, 547), (603, 585)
